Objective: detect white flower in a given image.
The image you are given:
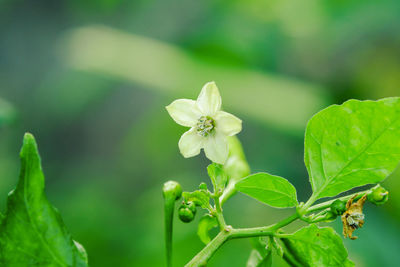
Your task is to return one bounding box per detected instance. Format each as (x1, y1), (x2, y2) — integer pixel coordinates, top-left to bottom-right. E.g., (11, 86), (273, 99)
(166, 82), (242, 164)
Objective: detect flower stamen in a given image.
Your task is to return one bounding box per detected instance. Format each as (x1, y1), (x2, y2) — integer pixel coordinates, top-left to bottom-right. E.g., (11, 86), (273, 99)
(196, 116), (215, 137)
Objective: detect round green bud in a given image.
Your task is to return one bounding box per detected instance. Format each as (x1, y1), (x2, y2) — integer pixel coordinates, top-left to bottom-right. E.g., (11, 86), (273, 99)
(187, 201), (197, 215)
(330, 199), (347, 216)
(368, 185), (389, 205)
(199, 182), (208, 191)
(178, 207), (195, 223)
(163, 181), (182, 201)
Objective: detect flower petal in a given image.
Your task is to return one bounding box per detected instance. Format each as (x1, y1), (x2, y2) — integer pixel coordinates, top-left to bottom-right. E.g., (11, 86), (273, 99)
(203, 132), (228, 164)
(196, 82), (222, 116)
(178, 128), (204, 158)
(166, 99), (202, 127)
(214, 111), (242, 136)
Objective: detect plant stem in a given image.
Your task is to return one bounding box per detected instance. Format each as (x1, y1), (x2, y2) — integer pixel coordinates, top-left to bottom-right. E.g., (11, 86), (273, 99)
(306, 188), (372, 214)
(219, 180), (236, 206)
(230, 213), (299, 239)
(185, 213), (299, 266)
(213, 195), (227, 230)
(185, 231), (230, 267)
(164, 196), (176, 267)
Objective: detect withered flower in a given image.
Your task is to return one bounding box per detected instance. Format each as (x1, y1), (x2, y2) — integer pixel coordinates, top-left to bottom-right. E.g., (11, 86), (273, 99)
(341, 194), (367, 240)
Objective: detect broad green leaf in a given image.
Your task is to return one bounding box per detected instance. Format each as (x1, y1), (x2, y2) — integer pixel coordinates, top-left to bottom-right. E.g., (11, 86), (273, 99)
(207, 163), (228, 192)
(224, 136), (251, 181)
(197, 214), (218, 244)
(0, 133), (88, 266)
(235, 173), (298, 208)
(305, 98), (400, 199)
(246, 249), (272, 267)
(281, 224), (353, 266)
(182, 190), (211, 210)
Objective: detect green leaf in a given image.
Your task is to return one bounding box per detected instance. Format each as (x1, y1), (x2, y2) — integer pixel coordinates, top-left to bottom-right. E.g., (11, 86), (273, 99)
(344, 259), (355, 267)
(0, 133), (88, 266)
(280, 224), (352, 266)
(182, 190), (211, 210)
(235, 173), (298, 208)
(246, 249), (272, 267)
(207, 163), (228, 192)
(197, 214), (218, 244)
(305, 98), (400, 199)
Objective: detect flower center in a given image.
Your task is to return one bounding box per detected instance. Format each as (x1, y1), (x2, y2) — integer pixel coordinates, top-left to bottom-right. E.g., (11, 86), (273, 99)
(346, 212), (364, 228)
(196, 116), (215, 137)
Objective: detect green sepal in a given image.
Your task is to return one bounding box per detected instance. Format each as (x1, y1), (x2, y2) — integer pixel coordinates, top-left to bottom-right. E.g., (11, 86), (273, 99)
(330, 199), (347, 216)
(367, 184), (389, 205)
(182, 190), (212, 210)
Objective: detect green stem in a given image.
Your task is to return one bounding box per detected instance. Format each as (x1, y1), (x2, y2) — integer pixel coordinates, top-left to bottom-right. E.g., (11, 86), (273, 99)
(306, 188), (372, 214)
(164, 196), (175, 267)
(185, 231), (230, 267)
(219, 180), (236, 206)
(213, 195), (226, 231)
(185, 213), (299, 266)
(231, 213), (299, 239)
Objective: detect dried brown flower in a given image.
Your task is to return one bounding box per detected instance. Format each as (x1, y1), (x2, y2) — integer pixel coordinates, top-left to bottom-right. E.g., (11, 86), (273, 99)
(341, 194), (367, 240)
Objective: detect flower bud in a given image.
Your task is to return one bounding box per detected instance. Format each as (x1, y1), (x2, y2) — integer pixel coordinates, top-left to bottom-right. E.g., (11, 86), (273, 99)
(199, 182), (208, 191)
(368, 185), (389, 205)
(163, 181), (182, 201)
(178, 207), (195, 223)
(187, 201), (197, 214)
(330, 199), (347, 216)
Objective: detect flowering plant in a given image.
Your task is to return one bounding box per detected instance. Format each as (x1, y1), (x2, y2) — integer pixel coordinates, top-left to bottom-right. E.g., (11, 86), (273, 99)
(0, 82), (397, 267)
(163, 82), (399, 267)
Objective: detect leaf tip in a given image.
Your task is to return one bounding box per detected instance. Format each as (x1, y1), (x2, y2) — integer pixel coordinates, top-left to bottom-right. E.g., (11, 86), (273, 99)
(23, 132), (36, 144)
(20, 132), (40, 159)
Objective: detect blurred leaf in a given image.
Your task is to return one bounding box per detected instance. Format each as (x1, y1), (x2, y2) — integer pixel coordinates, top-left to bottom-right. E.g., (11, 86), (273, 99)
(246, 249), (272, 267)
(224, 136), (250, 181)
(182, 190), (211, 210)
(269, 237), (283, 257)
(207, 163), (228, 192)
(236, 172), (298, 208)
(281, 224), (353, 266)
(61, 25), (330, 134)
(0, 133), (88, 266)
(0, 97), (16, 127)
(197, 214), (218, 245)
(305, 98), (400, 199)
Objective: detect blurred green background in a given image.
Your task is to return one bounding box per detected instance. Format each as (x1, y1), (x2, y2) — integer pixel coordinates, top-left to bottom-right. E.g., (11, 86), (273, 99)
(1, 0), (400, 266)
